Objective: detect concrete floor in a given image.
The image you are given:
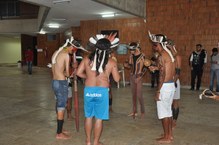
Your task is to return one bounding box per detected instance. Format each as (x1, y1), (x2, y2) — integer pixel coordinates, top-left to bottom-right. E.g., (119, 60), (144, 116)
(0, 65), (218, 145)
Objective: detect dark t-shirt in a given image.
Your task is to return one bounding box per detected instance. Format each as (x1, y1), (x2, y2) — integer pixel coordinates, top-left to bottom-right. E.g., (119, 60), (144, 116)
(191, 49), (206, 69)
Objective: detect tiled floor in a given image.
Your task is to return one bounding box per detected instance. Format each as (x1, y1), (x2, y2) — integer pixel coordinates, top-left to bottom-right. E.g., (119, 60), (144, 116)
(0, 66), (218, 145)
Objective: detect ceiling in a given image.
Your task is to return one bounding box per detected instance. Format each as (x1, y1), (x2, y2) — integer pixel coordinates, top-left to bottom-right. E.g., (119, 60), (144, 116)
(0, 0), (136, 37)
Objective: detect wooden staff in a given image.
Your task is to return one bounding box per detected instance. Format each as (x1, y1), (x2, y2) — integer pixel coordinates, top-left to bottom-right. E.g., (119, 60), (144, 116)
(73, 51), (79, 132)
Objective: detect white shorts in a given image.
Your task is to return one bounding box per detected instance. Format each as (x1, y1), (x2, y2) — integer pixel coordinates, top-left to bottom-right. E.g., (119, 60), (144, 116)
(68, 86), (73, 98)
(173, 79), (180, 100)
(157, 82), (175, 119)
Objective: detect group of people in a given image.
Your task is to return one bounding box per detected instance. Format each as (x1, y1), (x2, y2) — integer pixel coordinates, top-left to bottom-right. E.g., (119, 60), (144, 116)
(189, 43), (219, 96)
(51, 34), (120, 145)
(50, 31), (183, 145)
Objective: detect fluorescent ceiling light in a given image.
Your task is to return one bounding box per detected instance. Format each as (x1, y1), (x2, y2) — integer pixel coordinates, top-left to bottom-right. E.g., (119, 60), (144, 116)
(48, 24), (60, 28)
(39, 30), (46, 34)
(53, 0), (71, 4)
(102, 14), (115, 18)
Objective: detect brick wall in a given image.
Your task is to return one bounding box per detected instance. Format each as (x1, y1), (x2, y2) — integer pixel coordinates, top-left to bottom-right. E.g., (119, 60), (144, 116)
(37, 0), (219, 87)
(79, 0), (219, 87)
(80, 18), (151, 83)
(146, 0), (219, 87)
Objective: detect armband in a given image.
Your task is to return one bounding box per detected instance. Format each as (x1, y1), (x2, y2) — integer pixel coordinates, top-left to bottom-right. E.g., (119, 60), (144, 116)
(175, 68), (181, 75)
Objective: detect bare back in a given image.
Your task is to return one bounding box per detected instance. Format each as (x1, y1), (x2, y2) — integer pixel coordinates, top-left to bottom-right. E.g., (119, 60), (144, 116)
(76, 57), (120, 87)
(51, 50), (70, 80)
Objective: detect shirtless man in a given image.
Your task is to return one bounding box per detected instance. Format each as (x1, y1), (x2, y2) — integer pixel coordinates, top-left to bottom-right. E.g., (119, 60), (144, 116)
(166, 39), (182, 128)
(76, 35), (120, 145)
(148, 33), (175, 143)
(51, 42), (73, 139)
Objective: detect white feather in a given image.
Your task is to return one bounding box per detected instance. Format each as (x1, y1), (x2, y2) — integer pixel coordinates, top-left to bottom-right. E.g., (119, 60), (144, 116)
(47, 63), (52, 68)
(96, 34), (105, 40)
(162, 43), (175, 62)
(148, 31), (152, 39)
(111, 38), (119, 45)
(89, 37), (97, 45)
(69, 36), (74, 43)
(110, 44), (119, 48)
(173, 46), (177, 53)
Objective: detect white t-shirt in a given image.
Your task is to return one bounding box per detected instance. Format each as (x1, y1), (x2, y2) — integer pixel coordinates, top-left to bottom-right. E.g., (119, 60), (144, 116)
(211, 53), (219, 70)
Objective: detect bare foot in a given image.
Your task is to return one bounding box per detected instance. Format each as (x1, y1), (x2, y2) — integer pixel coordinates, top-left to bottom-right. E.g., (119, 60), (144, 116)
(94, 142), (103, 145)
(62, 130), (70, 135)
(128, 113), (138, 117)
(158, 135), (173, 141)
(86, 141), (92, 145)
(156, 137), (172, 144)
(56, 133), (70, 140)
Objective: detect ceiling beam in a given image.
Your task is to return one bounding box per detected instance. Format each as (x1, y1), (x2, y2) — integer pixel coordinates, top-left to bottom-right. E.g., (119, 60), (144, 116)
(92, 0), (146, 18)
(37, 6), (50, 31)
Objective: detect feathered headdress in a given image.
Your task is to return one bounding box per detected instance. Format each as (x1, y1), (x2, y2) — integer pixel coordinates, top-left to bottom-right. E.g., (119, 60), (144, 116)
(128, 42), (140, 50)
(148, 31), (174, 62)
(89, 33), (119, 73)
(51, 36), (88, 64)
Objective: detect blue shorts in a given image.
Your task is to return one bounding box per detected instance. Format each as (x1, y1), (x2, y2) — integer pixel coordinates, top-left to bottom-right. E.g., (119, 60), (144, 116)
(52, 80), (68, 111)
(84, 87), (109, 120)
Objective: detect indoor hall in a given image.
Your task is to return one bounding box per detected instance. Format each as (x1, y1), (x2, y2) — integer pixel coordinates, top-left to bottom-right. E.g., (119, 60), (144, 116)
(0, 0), (219, 145)
(0, 66), (218, 145)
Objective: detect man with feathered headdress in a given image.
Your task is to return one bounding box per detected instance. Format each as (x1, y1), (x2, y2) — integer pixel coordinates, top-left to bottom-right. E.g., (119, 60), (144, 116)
(51, 37), (84, 140)
(124, 42), (146, 119)
(76, 33), (120, 145)
(148, 32), (175, 143)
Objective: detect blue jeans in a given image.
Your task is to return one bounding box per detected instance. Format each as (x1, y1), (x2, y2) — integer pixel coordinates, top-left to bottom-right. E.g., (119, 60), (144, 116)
(26, 61), (32, 74)
(52, 80), (68, 111)
(209, 69), (219, 92)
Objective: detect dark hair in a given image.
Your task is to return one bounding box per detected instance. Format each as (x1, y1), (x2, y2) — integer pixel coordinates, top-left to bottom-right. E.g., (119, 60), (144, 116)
(129, 42), (140, 50)
(89, 38), (111, 76)
(155, 34), (167, 42)
(129, 42), (138, 47)
(196, 44), (202, 47)
(211, 48), (218, 58)
(95, 38), (111, 50)
(212, 47), (218, 52)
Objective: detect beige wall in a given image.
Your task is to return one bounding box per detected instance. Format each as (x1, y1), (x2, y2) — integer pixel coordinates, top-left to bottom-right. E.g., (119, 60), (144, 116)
(0, 36), (21, 63)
